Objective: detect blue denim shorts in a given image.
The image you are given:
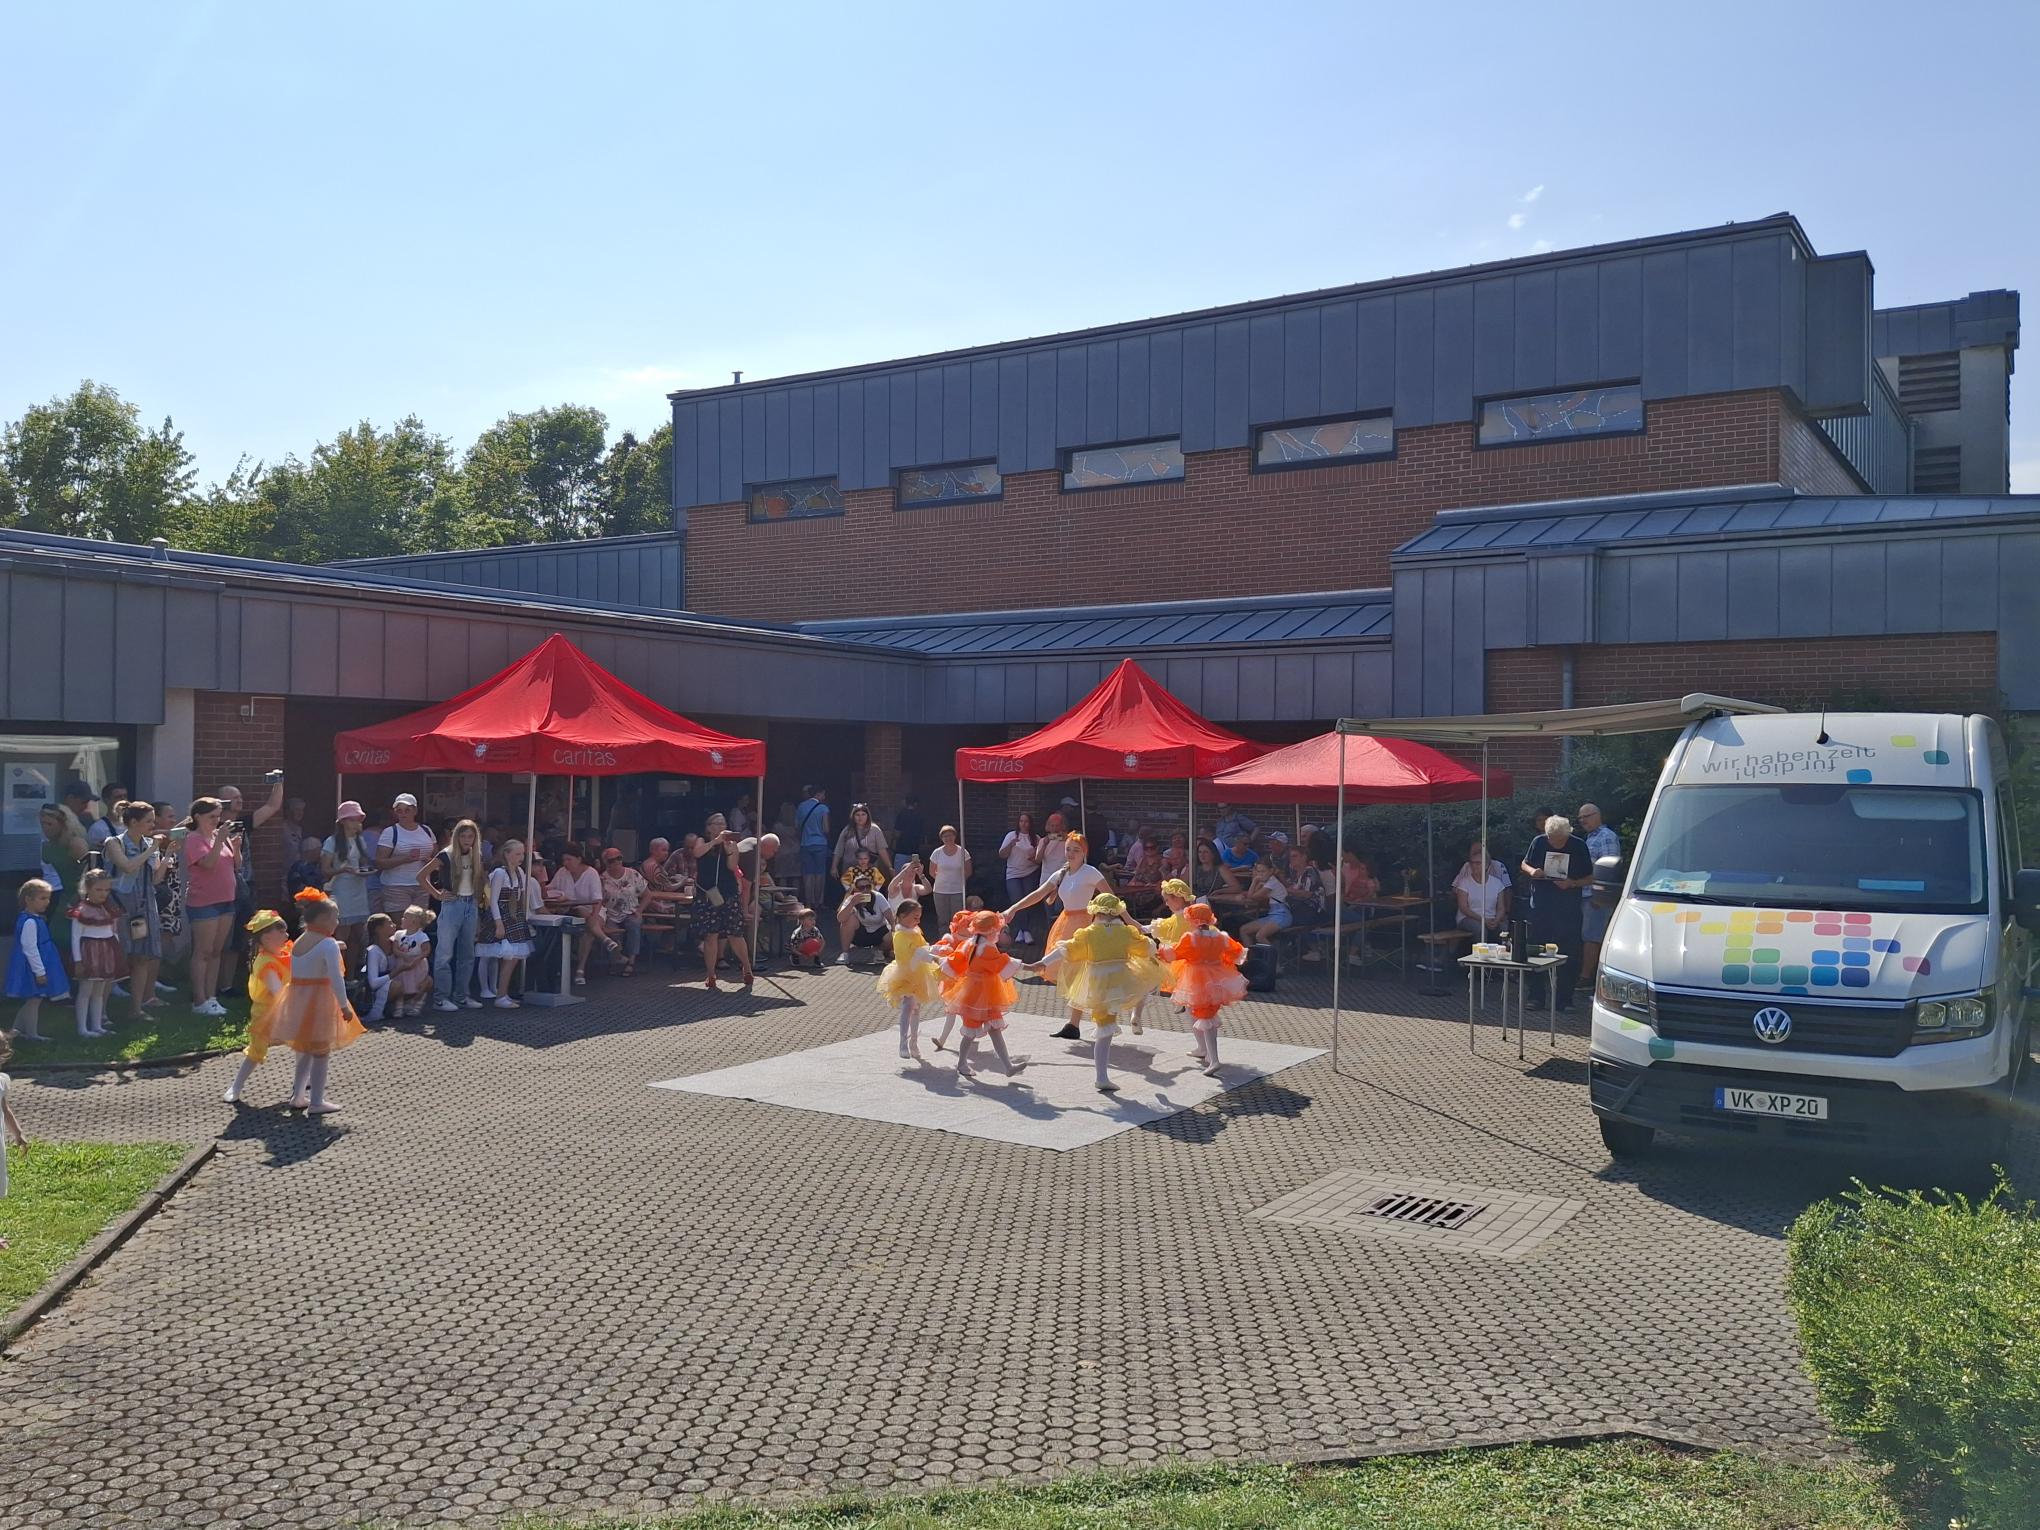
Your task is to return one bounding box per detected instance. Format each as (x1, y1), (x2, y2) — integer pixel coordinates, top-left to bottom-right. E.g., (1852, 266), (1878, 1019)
(186, 901), (236, 923)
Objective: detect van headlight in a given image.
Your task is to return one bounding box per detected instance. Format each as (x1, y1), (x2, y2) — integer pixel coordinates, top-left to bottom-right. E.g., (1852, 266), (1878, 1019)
(1912, 989), (1993, 1044)
(1596, 968), (1655, 1026)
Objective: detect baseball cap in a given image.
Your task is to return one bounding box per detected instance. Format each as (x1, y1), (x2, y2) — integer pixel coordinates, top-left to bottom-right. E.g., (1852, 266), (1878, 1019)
(392, 792), (419, 809)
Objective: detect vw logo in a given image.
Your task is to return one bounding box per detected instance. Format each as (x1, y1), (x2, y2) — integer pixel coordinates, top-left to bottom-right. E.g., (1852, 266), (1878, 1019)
(1752, 1006), (1793, 1044)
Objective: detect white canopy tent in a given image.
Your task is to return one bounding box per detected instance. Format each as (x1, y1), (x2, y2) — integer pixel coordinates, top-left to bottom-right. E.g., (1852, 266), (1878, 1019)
(1325, 693), (1786, 1069)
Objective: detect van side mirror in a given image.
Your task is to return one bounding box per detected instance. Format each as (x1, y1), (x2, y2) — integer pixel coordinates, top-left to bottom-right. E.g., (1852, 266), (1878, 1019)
(2015, 868), (2040, 933)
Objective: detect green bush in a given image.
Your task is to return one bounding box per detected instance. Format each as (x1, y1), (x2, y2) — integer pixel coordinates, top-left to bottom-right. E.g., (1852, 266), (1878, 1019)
(1785, 1174), (2040, 1529)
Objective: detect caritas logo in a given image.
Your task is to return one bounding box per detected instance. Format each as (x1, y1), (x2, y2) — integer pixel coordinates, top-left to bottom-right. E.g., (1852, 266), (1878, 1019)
(552, 748), (618, 768)
(709, 749), (724, 766)
(1122, 753), (1140, 771)
(962, 755), (1026, 776)
(344, 748), (393, 767)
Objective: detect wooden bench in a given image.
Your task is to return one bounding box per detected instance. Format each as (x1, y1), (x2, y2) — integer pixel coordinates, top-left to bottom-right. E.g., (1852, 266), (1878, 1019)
(1415, 927), (1473, 975)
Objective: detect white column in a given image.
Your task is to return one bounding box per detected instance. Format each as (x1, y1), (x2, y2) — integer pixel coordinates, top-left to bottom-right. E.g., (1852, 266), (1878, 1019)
(139, 688), (196, 808)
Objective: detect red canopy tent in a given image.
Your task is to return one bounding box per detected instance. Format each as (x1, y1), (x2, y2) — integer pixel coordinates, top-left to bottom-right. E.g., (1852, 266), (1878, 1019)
(954, 658), (1266, 844)
(333, 634), (768, 964)
(1202, 732), (1512, 804)
(1207, 729), (1517, 1038)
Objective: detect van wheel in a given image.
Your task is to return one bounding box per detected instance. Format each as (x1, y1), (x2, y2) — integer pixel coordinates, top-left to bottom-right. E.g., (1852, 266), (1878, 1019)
(1600, 1118), (1655, 1158)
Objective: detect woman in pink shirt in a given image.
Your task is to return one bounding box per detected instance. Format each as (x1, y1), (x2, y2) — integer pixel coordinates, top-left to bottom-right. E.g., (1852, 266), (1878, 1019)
(180, 797), (241, 1017)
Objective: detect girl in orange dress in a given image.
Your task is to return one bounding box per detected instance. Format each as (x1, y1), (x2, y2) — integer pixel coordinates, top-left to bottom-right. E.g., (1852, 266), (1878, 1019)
(269, 891), (366, 1114)
(944, 910), (1026, 1081)
(1165, 903), (1249, 1075)
(223, 909), (293, 1105)
(927, 906), (975, 1053)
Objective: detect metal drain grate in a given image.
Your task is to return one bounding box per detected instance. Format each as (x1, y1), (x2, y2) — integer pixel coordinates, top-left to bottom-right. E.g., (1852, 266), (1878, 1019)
(1254, 1171), (1584, 1260)
(1365, 1193), (1484, 1230)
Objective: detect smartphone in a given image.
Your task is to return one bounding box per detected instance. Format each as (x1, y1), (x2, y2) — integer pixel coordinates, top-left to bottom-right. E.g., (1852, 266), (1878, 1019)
(265, 769), (285, 784)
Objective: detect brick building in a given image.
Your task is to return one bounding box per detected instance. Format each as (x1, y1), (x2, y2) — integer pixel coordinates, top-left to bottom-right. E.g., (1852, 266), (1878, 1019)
(0, 213), (2030, 890)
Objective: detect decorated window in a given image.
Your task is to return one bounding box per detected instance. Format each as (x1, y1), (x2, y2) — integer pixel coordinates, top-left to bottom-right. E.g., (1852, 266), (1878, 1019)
(1476, 385), (1643, 447)
(1255, 415), (1394, 470)
(897, 461), (1003, 508)
(747, 476), (843, 522)
(1062, 439), (1184, 491)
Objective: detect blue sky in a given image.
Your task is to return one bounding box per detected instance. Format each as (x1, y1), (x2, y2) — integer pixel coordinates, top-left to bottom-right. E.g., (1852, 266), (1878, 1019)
(5, 2), (2036, 490)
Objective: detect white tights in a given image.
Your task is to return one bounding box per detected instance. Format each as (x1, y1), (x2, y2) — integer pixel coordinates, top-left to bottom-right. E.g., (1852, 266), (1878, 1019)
(11, 997), (41, 1040)
(896, 997), (921, 1057)
(935, 1009), (959, 1049)
(1194, 1019), (1222, 1073)
(955, 1027), (1016, 1078)
(287, 1053), (339, 1112)
(75, 978), (113, 1036)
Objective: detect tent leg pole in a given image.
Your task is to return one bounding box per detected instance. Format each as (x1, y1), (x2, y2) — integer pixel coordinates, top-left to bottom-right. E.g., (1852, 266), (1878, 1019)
(1333, 736), (1346, 1074)
(526, 775), (538, 855)
(1421, 804), (1445, 996)
(335, 774), (343, 818)
(957, 778), (965, 858)
(1186, 777), (1194, 850)
(1079, 779), (1086, 837)
(750, 770), (764, 962)
(591, 778), (601, 844)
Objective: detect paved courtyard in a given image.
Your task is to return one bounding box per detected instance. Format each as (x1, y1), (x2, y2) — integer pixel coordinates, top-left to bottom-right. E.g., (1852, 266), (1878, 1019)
(3, 961), (2033, 1528)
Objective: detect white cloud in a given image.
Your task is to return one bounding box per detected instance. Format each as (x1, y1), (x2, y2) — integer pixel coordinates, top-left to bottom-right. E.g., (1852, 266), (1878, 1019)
(1529, 239), (1553, 254)
(1521, 184), (1545, 203)
(1507, 212), (1527, 230)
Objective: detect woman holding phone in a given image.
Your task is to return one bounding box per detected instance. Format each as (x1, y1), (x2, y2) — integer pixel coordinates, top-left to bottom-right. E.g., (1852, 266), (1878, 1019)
(687, 813), (753, 992)
(103, 801), (170, 1022)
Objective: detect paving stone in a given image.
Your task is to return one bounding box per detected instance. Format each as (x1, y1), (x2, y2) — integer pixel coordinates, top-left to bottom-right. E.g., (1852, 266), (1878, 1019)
(0, 965), (2030, 1527)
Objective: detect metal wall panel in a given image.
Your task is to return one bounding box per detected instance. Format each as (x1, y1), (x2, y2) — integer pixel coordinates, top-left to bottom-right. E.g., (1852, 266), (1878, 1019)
(1731, 236), (1783, 390)
(1394, 289), (1435, 428)
(1725, 547), (1780, 635)
(1674, 551), (1729, 641)
(1999, 534), (2040, 708)
(1178, 325), (1214, 451)
(1391, 572), (1425, 714)
(1884, 539), (1943, 633)
(1531, 557), (1594, 646)
(1625, 555), (1679, 643)
(941, 363), (970, 462)
(787, 385), (814, 478)
(1450, 566), (1486, 713)
(383, 614), (430, 699)
(214, 597), (242, 694)
(1829, 543), (1887, 635)
(1432, 283), (1474, 424)
(1597, 255), (1645, 380)
(1555, 263), (1598, 387)
(1213, 319), (1250, 449)
(1514, 269), (1557, 394)
(1941, 537), (1999, 631)
(61, 580), (116, 723)
(970, 358), (1000, 459)
(1248, 313), (1284, 427)
(1085, 341), (1117, 443)
(1804, 254), (1873, 416)
(7, 573), (62, 717)
(112, 582), (167, 723)
(1282, 309), (1319, 422)
(292, 603), (341, 698)
(1685, 242), (1735, 396)
(1777, 545), (1834, 636)
(1117, 336), (1151, 440)
(1473, 278), (1514, 397)
(1318, 301), (1357, 416)
(762, 389), (789, 482)
(1148, 329), (1183, 438)
(1641, 250), (1689, 398)
(814, 381), (840, 480)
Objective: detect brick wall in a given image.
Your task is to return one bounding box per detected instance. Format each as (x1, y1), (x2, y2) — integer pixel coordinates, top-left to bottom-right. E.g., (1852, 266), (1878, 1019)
(192, 690), (292, 894)
(1778, 405), (1865, 495)
(684, 391), (1808, 623)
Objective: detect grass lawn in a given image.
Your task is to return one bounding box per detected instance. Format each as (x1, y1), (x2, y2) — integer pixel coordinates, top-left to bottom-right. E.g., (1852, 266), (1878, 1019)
(0, 1141), (189, 1310)
(528, 1442), (1909, 1530)
(8, 989), (249, 1067)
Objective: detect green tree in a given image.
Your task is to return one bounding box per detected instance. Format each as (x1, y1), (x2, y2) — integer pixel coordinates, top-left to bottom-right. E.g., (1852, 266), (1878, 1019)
(460, 404), (609, 543)
(0, 381), (196, 542)
(594, 422), (673, 537)
(242, 417), (464, 563)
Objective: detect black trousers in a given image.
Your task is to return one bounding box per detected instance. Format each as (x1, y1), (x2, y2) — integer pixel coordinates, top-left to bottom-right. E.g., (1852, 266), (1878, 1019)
(1530, 908), (1584, 1006)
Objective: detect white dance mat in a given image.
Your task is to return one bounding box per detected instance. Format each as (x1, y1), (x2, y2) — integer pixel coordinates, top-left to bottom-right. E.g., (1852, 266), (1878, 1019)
(651, 1023), (1324, 1151)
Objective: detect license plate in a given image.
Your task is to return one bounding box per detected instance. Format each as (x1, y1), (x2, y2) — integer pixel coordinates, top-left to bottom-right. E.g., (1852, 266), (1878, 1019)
(1714, 1086), (1828, 1121)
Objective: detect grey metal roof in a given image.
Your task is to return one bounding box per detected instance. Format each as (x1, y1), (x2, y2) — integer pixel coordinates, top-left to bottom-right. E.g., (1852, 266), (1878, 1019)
(1392, 485), (2040, 559)
(801, 590), (1393, 656)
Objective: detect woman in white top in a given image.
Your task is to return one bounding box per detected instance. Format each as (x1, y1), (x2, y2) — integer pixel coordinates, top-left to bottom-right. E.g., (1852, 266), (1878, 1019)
(1451, 840), (1512, 938)
(1000, 832), (1115, 1039)
(419, 818), (486, 1012)
(477, 839), (537, 1008)
(927, 825), (972, 927)
(830, 803), (892, 881)
(998, 812), (1042, 947)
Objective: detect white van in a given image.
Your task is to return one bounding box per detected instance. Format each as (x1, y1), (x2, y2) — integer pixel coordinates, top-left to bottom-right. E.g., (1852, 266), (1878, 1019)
(1589, 712), (2036, 1163)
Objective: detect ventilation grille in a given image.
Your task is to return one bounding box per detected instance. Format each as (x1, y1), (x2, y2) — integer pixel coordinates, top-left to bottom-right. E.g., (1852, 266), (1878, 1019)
(1913, 445), (1962, 494)
(1897, 352), (1961, 414)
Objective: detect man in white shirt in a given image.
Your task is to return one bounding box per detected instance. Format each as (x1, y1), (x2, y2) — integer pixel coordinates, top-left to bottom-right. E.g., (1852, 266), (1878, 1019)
(374, 792), (438, 915)
(1578, 803), (1621, 985)
(1451, 841), (1512, 938)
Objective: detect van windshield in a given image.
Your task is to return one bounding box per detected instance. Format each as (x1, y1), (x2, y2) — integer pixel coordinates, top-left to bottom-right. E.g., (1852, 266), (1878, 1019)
(1631, 784), (1987, 914)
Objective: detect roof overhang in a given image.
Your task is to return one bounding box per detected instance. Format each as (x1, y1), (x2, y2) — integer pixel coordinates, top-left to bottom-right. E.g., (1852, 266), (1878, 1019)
(1337, 693), (1784, 743)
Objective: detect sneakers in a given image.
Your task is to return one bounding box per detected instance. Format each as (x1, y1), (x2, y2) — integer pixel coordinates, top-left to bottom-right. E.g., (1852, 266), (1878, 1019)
(194, 997), (227, 1018)
(834, 952), (851, 966)
(434, 998), (458, 1013)
(458, 997), (482, 1010)
(493, 995), (520, 1009)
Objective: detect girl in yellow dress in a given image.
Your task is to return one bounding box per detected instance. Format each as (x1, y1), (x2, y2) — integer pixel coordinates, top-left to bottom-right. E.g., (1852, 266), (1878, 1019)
(269, 890), (366, 1114)
(222, 909), (293, 1105)
(1133, 877), (1198, 1033)
(1031, 892), (1163, 1094)
(876, 899), (945, 1061)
